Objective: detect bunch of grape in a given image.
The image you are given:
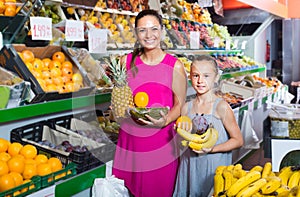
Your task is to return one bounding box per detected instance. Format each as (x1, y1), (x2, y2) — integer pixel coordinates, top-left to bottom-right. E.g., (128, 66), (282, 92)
(192, 113), (209, 135)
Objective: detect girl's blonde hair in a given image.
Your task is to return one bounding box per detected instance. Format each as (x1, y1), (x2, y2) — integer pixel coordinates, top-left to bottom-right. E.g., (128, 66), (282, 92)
(191, 55), (219, 76)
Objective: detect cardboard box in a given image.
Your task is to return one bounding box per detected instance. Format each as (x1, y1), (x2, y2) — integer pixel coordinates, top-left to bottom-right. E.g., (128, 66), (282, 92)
(0, 44), (95, 103)
(0, 66), (32, 109)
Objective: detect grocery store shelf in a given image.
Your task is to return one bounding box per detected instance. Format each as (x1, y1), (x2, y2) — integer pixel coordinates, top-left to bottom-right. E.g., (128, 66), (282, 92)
(168, 49), (242, 55)
(220, 67), (266, 79)
(0, 93), (111, 123)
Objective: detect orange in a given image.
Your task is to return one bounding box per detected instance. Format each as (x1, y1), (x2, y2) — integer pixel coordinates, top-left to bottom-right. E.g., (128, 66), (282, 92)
(61, 75), (72, 83)
(0, 174), (16, 192)
(57, 85), (67, 94)
(50, 68), (62, 78)
(52, 51), (65, 63)
(4, 5), (16, 16)
(31, 70), (42, 79)
(49, 60), (62, 70)
(20, 144), (37, 159)
(9, 172), (23, 186)
(0, 160), (9, 176)
(73, 82), (83, 91)
(0, 2), (5, 14)
(52, 77), (64, 86)
(36, 78), (47, 91)
(42, 58), (52, 68)
(175, 116), (192, 127)
(41, 70), (51, 79)
(32, 58), (44, 71)
(0, 138), (10, 152)
(24, 158), (36, 165)
(61, 61), (73, 69)
(37, 163), (52, 176)
(64, 82), (74, 93)
(8, 142), (23, 156)
(61, 67), (73, 77)
(0, 152), (11, 162)
(44, 77), (53, 86)
(7, 156), (25, 174)
(22, 164), (37, 180)
(45, 84), (57, 92)
(34, 154), (48, 165)
(134, 92), (149, 107)
(21, 50), (35, 63)
(25, 62), (34, 71)
(47, 157), (62, 172)
(72, 73), (83, 83)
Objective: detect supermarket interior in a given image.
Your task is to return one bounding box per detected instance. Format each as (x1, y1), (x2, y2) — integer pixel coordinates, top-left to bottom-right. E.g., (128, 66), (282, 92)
(0, 0), (300, 196)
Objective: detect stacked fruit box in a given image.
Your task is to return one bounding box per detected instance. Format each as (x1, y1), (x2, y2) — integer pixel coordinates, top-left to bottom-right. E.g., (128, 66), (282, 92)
(0, 44), (95, 103)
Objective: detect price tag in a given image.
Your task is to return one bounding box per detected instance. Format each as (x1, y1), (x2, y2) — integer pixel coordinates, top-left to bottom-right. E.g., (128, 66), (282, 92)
(190, 31), (200, 49)
(248, 100), (254, 113)
(225, 39), (231, 50)
(233, 39), (239, 49)
(30, 17), (52, 40)
(257, 98), (262, 109)
(214, 37), (220, 48)
(198, 0), (212, 7)
(88, 29), (107, 53)
(65, 20), (84, 41)
(241, 40), (247, 50)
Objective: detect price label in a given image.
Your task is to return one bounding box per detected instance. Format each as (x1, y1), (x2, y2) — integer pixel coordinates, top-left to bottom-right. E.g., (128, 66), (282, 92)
(214, 37), (220, 48)
(88, 29), (107, 53)
(241, 40), (247, 50)
(190, 31), (200, 49)
(225, 39), (231, 50)
(198, 0), (212, 7)
(65, 20), (84, 41)
(30, 17), (52, 40)
(233, 39), (239, 49)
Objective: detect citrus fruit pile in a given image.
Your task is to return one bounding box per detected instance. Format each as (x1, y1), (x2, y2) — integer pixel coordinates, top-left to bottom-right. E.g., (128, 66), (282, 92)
(18, 49), (84, 93)
(0, 138), (64, 194)
(0, 0), (21, 17)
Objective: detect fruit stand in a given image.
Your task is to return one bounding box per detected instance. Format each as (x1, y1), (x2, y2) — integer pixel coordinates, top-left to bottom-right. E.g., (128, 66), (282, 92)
(0, 0), (292, 196)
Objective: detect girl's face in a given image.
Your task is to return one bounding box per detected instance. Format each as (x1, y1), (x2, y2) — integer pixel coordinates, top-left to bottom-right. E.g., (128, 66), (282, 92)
(190, 60), (218, 95)
(136, 15), (162, 50)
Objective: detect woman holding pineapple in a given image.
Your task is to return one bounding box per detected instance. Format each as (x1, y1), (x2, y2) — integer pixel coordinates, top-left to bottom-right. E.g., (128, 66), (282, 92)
(111, 9), (187, 197)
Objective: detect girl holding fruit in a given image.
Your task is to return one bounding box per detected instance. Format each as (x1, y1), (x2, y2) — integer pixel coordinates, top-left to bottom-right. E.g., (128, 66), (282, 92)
(173, 55), (243, 197)
(112, 9), (187, 197)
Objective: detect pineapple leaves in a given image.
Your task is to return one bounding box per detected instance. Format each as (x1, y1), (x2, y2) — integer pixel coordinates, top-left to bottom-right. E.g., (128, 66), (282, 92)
(105, 55), (127, 87)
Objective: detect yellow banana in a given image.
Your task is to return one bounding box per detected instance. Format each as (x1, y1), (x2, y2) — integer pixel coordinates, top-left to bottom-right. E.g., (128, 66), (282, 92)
(226, 164), (235, 172)
(249, 165), (263, 173)
(252, 192), (264, 197)
(233, 163), (243, 170)
(275, 185), (290, 197)
(188, 128), (218, 151)
(261, 162), (272, 178)
(260, 176), (282, 194)
(176, 127), (211, 143)
(215, 166), (227, 175)
(223, 169), (234, 191)
(236, 178), (267, 197)
(289, 186), (299, 197)
(214, 174), (225, 196)
(233, 169), (247, 179)
(288, 171), (300, 189)
(226, 171), (261, 197)
(278, 166), (294, 185)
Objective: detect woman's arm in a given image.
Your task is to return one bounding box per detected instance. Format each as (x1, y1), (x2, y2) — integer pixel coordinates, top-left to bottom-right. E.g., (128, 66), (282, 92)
(165, 59), (188, 126)
(210, 100), (244, 153)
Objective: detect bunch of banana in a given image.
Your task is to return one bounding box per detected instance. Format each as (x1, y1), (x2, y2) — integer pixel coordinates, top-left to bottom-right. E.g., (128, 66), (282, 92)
(177, 125), (218, 151)
(213, 162), (300, 197)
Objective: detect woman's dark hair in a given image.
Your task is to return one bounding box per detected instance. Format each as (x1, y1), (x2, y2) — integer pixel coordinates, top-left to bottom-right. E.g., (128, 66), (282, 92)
(130, 9), (164, 76)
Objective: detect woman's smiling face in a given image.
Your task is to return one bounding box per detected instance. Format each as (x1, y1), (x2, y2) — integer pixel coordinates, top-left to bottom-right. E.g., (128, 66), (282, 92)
(136, 15), (162, 50)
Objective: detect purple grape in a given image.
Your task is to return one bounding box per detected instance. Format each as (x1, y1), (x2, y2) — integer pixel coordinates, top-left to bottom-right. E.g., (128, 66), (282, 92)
(192, 114), (209, 134)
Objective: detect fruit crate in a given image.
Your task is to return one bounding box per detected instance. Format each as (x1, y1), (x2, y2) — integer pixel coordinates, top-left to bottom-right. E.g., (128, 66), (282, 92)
(40, 162), (77, 188)
(47, 110), (117, 163)
(0, 44), (95, 103)
(0, 176), (40, 197)
(10, 121), (104, 174)
(1, 0), (43, 44)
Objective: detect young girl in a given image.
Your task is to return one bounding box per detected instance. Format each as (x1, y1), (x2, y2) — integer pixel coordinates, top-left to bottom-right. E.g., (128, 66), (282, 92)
(173, 55), (244, 197)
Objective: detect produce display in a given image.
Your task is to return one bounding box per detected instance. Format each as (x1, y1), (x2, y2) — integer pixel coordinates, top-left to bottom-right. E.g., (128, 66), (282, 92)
(213, 162), (300, 197)
(19, 49), (84, 93)
(0, 139), (70, 195)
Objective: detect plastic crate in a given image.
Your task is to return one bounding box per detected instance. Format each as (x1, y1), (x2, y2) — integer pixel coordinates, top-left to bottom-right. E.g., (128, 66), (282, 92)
(0, 176), (41, 197)
(40, 162), (77, 188)
(10, 121), (103, 173)
(0, 44), (95, 103)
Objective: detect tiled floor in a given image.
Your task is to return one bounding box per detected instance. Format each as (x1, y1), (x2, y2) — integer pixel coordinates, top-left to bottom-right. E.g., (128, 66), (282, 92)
(238, 145), (272, 170)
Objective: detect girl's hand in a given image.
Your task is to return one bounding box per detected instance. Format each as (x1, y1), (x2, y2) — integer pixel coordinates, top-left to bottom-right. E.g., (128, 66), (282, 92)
(175, 122), (192, 132)
(192, 147), (213, 154)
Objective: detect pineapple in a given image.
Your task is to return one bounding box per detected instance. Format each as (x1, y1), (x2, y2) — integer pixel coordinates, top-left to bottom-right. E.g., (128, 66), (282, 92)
(106, 55), (134, 121)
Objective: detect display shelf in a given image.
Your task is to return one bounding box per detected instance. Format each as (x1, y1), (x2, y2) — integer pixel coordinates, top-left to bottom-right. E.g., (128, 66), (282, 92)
(0, 93), (111, 123)
(168, 49), (242, 55)
(220, 67), (266, 80)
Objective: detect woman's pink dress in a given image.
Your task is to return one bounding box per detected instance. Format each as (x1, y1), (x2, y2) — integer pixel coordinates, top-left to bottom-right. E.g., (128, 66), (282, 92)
(112, 53), (179, 197)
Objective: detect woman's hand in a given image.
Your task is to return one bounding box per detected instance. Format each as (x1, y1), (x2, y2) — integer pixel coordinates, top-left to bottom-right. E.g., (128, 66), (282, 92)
(192, 147), (213, 154)
(138, 109), (169, 127)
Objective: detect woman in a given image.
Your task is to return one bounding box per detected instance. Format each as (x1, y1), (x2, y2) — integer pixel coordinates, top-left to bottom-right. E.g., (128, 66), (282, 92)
(112, 9), (187, 197)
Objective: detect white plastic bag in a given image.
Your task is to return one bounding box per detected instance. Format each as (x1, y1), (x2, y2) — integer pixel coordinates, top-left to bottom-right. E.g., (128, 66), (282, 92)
(241, 110), (260, 149)
(92, 175), (130, 197)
